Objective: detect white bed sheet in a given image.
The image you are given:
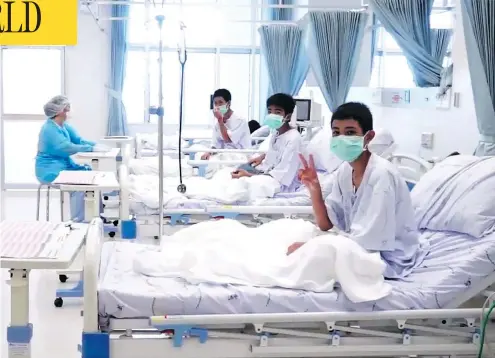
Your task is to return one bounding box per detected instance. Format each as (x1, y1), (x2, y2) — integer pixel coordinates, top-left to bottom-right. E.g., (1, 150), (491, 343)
(98, 230), (495, 322)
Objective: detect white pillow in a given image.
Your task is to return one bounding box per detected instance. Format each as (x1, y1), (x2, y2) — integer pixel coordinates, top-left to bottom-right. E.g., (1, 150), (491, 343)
(412, 155), (495, 239)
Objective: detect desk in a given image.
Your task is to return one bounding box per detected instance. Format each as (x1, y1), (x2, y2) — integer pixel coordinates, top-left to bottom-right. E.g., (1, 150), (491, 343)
(54, 172), (120, 223)
(73, 148), (121, 172)
(1, 220), (100, 358)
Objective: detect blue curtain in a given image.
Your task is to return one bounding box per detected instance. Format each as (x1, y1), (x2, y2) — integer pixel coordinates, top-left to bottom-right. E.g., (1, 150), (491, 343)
(370, 13), (378, 73)
(259, 25), (309, 96)
(460, 0), (495, 155)
(259, 0), (296, 120)
(305, 11), (368, 112)
(107, 3), (130, 136)
(370, 0), (451, 88)
(264, 0), (294, 22)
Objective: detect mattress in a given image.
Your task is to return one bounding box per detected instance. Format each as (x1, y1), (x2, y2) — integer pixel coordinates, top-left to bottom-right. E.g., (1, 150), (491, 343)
(98, 230), (495, 320)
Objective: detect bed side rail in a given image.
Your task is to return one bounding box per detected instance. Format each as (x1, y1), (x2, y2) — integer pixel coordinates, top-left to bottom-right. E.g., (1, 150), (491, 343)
(118, 164), (130, 220)
(183, 148), (266, 155)
(188, 159), (251, 167)
(83, 218), (104, 333)
(150, 308), (485, 327)
(120, 142), (133, 166)
(134, 134), (144, 159)
(205, 205), (313, 216)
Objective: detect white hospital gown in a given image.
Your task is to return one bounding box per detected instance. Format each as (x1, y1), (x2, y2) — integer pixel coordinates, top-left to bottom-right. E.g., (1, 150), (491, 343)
(258, 129), (302, 192)
(211, 112), (251, 149)
(325, 154), (429, 279)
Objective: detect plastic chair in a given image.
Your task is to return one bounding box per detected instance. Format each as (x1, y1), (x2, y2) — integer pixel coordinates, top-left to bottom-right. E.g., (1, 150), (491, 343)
(36, 184), (65, 221)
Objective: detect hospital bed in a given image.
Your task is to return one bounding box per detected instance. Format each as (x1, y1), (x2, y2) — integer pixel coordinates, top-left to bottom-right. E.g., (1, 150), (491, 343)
(1, 219), (101, 358)
(78, 220), (495, 357)
(101, 152), (431, 238)
(101, 163), (316, 237)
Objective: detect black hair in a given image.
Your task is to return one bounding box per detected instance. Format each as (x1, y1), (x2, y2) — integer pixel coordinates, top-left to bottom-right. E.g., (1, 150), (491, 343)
(266, 93), (296, 115)
(213, 88), (231, 102)
(331, 102), (373, 133)
(248, 120), (261, 134)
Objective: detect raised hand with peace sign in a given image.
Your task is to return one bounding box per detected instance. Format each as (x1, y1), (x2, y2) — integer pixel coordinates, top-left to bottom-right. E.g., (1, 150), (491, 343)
(298, 154), (320, 190)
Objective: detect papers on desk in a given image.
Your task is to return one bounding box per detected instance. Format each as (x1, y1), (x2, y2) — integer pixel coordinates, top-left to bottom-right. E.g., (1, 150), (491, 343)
(0, 221), (58, 259)
(53, 171), (102, 185)
(76, 147), (120, 158)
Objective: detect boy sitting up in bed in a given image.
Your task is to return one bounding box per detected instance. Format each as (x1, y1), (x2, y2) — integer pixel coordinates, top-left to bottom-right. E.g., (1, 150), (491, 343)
(288, 102), (429, 279)
(231, 93), (302, 193)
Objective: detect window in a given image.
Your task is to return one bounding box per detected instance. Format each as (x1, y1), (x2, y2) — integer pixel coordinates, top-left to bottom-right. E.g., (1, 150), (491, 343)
(123, 50), (146, 124)
(0, 48), (64, 187)
(124, 1), (261, 127)
(1, 48), (64, 116)
(3, 120), (44, 185)
(371, 9), (454, 88)
(219, 54), (252, 119)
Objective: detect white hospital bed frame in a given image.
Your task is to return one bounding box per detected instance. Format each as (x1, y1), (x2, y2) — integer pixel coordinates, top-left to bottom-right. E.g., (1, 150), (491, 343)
(134, 133), (267, 159)
(80, 228), (495, 358)
(389, 153), (432, 185)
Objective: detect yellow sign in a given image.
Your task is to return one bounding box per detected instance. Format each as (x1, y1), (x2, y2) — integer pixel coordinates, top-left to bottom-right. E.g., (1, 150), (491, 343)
(0, 0), (78, 45)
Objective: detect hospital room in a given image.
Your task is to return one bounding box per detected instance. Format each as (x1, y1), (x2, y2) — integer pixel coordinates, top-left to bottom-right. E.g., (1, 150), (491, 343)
(2, 0), (495, 357)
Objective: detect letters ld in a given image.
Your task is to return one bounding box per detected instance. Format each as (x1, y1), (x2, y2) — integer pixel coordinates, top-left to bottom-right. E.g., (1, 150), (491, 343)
(0, 1), (42, 33)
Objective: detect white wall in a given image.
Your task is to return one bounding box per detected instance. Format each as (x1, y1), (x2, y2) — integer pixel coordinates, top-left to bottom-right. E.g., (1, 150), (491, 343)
(365, 3), (478, 159)
(67, 10), (111, 142)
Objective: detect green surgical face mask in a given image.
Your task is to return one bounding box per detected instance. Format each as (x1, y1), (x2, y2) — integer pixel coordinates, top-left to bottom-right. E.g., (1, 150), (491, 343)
(264, 113), (284, 130)
(217, 105), (229, 115)
(330, 135), (365, 162)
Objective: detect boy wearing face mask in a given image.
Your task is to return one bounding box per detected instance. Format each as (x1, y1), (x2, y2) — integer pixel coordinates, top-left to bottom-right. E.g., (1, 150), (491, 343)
(231, 93), (302, 193)
(201, 88), (251, 160)
(288, 102), (429, 279)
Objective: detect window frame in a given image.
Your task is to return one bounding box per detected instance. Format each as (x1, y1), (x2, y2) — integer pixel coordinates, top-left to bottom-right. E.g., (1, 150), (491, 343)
(0, 46), (66, 120)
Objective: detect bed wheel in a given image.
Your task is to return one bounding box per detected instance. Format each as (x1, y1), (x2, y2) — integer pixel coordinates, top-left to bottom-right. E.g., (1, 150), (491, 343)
(109, 232), (116, 238)
(59, 274), (68, 283)
(113, 220), (119, 227)
(104, 195), (109, 200)
(54, 297), (64, 308)
(154, 236), (159, 240)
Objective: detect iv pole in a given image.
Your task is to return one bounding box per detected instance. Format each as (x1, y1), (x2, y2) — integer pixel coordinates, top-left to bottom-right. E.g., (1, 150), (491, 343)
(154, 14), (187, 239)
(155, 14), (165, 240)
(176, 21), (187, 194)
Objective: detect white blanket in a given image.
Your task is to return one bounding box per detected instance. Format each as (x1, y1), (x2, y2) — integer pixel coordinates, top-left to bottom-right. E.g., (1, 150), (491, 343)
(140, 133), (189, 151)
(129, 157), (196, 177)
(129, 151), (251, 179)
(133, 219), (391, 303)
(127, 168), (281, 207)
(182, 168), (280, 204)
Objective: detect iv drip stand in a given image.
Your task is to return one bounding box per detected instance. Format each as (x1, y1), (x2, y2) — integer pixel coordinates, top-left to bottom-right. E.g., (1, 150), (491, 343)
(176, 21), (187, 195)
(156, 14), (165, 240)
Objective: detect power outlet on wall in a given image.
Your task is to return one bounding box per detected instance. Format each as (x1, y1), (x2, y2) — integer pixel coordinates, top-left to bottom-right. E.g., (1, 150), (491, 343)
(421, 132), (434, 149)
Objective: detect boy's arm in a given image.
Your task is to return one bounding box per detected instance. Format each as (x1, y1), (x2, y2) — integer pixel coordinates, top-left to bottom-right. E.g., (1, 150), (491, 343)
(308, 182), (333, 231)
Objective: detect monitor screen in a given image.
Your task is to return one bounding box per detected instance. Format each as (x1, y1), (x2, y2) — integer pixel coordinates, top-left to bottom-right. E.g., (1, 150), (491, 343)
(295, 99), (311, 121)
